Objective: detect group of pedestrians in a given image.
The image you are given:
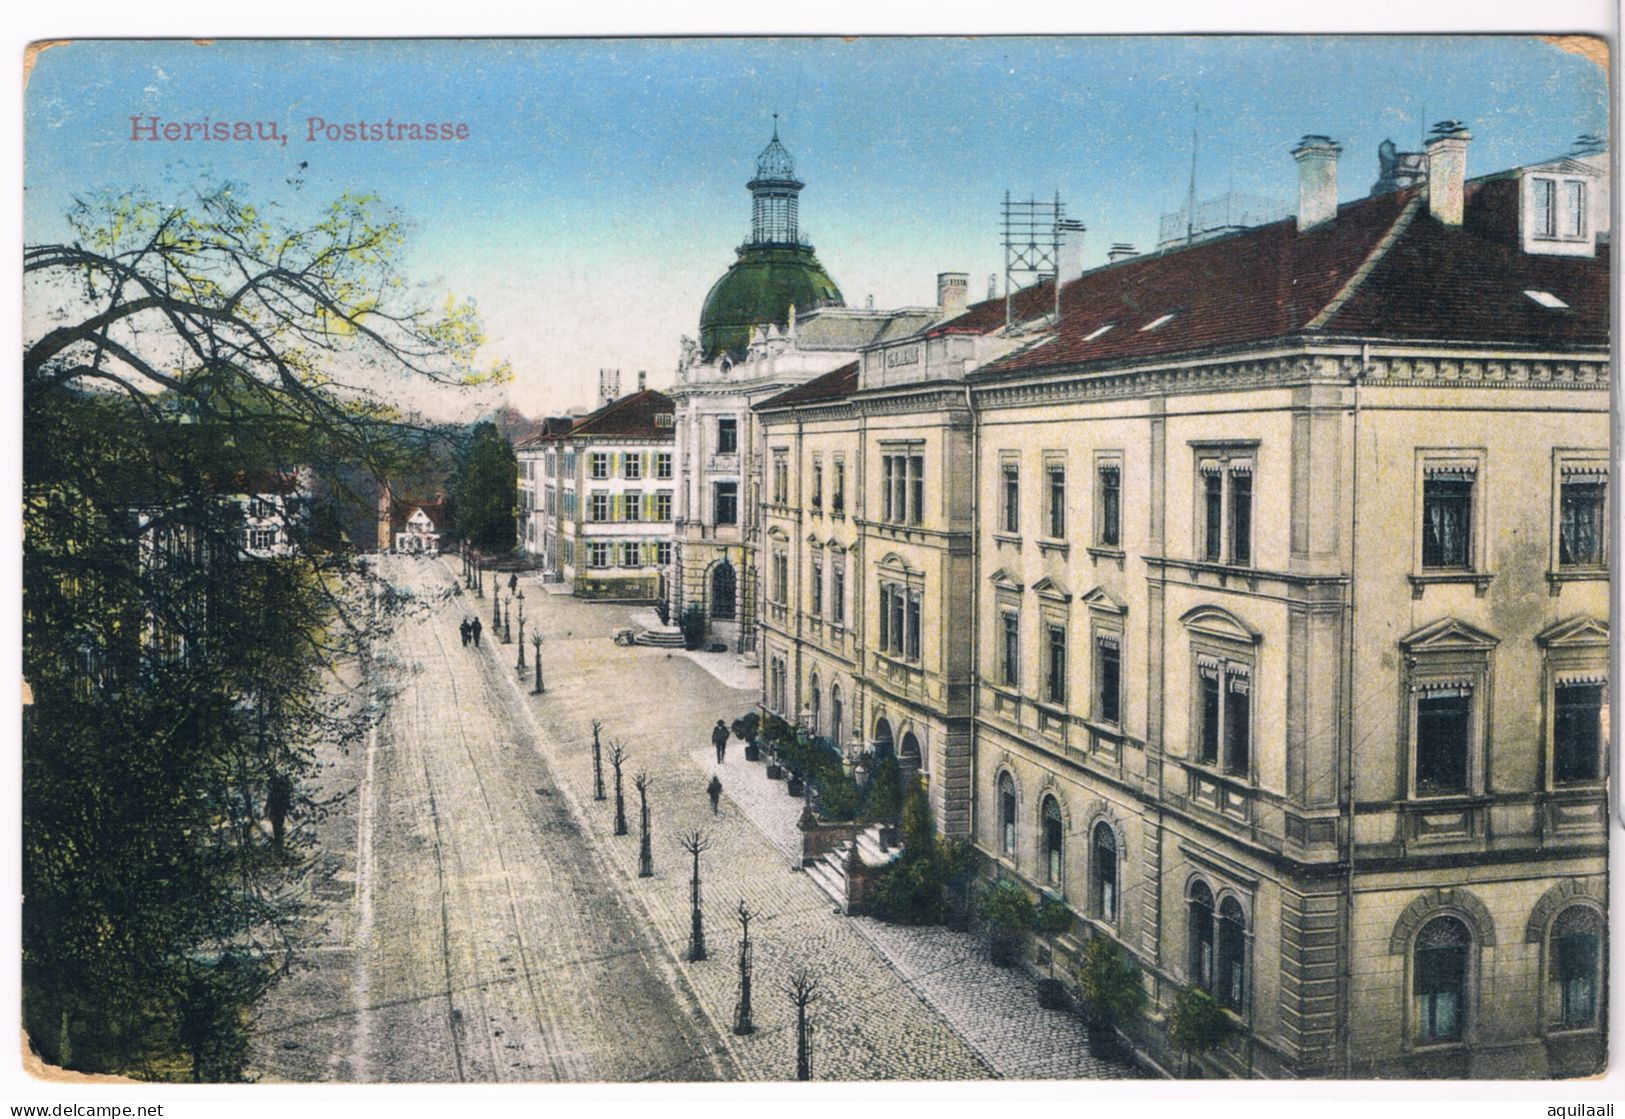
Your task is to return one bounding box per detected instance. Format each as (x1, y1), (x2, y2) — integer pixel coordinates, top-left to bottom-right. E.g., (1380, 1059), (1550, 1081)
(459, 615), (483, 647)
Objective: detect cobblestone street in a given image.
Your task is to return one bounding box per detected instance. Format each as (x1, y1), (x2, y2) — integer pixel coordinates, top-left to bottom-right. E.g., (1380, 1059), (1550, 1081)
(252, 555), (1138, 1082)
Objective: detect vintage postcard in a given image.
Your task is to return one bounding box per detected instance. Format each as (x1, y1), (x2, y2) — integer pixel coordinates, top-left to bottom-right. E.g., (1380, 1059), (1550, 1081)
(17, 31), (1613, 1101)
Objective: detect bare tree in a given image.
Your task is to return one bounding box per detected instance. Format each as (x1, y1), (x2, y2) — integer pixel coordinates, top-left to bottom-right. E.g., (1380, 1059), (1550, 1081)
(784, 968), (821, 1080)
(610, 743), (628, 836)
(633, 772), (654, 878)
(678, 830), (712, 962)
(733, 900), (756, 1036)
(591, 721), (605, 801)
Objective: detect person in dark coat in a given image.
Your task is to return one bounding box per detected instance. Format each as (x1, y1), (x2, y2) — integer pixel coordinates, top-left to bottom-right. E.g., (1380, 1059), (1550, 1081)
(508, 572), (518, 595)
(472, 616), (482, 647)
(707, 774), (723, 816)
(460, 618), (470, 646)
(711, 719), (729, 763)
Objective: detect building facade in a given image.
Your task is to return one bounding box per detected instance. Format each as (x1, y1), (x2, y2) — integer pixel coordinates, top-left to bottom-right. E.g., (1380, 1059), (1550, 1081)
(529, 389), (677, 600)
(756, 127), (1610, 1078)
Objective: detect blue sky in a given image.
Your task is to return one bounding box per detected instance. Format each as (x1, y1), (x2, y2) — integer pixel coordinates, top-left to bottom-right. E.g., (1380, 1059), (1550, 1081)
(24, 36), (1609, 418)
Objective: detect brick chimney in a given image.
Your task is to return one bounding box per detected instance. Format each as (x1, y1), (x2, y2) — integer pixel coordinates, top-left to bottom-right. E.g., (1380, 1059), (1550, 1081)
(1107, 242), (1139, 263)
(1425, 120), (1471, 226)
(637, 370), (647, 392)
(937, 272), (969, 320)
(598, 369), (620, 406)
(1292, 135), (1343, 232)
(1056, 220), (1087, 284)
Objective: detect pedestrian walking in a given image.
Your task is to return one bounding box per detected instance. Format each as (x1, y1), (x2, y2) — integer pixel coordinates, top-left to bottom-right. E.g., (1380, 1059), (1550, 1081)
(712, 719), (729, 764)
(707, 774), (723, 816)
(472, 616), (482, 647)
(508, 572), (518, 595)
(460, 618), (470, 646)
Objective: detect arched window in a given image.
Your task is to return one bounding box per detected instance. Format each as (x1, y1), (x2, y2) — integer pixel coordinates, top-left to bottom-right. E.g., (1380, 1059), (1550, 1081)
(1217, 896), (1248, 1012)
(809, 673), (821, 737)
(1188, 881), (1215, 990)
(998, 773), (1017, 855)
(830, 685), (843, 748)
(1550, 906), (1604, 1030)
(1042, 796), (1064, 888)
(711, 560), (737, 620)
(1414, 916), (1470, 1043)
(1092, 822), (1117, 922)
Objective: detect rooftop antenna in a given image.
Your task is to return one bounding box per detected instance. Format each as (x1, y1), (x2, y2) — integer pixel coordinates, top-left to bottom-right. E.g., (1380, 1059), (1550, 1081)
(1186, 100), (1200, 245)
(1000, 190), (1065, 328)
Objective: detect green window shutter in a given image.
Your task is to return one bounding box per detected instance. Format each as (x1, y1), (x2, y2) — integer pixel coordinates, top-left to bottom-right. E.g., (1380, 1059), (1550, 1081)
(645, 493), (655, 520)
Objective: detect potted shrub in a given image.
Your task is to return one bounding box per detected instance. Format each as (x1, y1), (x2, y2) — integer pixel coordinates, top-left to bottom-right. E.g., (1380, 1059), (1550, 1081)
(761, 713), (790, 779)
(1032, 897), (1074, 1010)
(1168, 985), (1228, 1077)
(679, 603), (706, 650)
(732, 712), (762, 762)
(1075, 935), (1146, 1060)
(979, 878), (1034, 967)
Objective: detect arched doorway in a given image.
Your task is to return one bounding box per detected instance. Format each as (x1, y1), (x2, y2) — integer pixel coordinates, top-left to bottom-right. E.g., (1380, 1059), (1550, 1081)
(711, 560), (736, 620)
(873, 717), (895, 759)
(899, 730), (922, 784)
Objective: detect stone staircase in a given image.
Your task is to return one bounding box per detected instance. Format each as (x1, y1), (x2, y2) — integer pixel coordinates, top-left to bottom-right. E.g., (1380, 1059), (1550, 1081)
(632, 624), (686, 648)
(803, 824), (905, 914)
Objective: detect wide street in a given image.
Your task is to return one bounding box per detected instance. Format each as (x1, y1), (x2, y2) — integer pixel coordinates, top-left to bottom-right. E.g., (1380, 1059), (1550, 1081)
(252, 553), (1133, 1083)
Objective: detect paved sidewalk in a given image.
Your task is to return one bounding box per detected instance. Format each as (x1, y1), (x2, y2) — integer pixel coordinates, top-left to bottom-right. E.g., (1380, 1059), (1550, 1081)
(688, 740), (1143, 1080)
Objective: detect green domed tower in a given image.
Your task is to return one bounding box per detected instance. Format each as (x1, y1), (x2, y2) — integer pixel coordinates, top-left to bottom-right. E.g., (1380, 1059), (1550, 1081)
(699, 120), (845, 362)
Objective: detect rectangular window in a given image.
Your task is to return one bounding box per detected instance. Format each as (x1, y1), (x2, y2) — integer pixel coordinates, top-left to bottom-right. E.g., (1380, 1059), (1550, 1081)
(1224, 668), (1251, 776)
(1416, 687), (1471, 795)
(621, 542), (640, 568)
(717, 417), (738, 454)
(623, 491), (642, 522)
(1229, 467), (1252, 566)
(1002, 464), (1020, 534)
(1047, 465), (1066, 538)
(654, 492), (673, 521)
(656, 541), (673, 566)
(1422, 473), (1474, 569)
(773, 453), (788, 505)
(1098, 464), (1121, 547)
(1045, 624), (1067, 705)
(831, 561), (845, 623)
(1198, 662), (1221, 766)
(590, 453), (609, 480)
(587, 541), (610, 568)
(833, 461), (846, 514)
(1002, 612), (1020, 687)
(714, 482), (738, 526)
(655, 452), (673, 479)
(1566, 180), (1586, 237)
(590, 492), (610, 522)
(882, 456), (895, 521)
(878, 584), (891, 650)
(906, 590), (922, 661)
(890, 585), (906, 656)
(1415, 941), (1466, 1043)
(811, 460), (823, 509)
(810, 560), (823, 617)
(1202, 466), (1223, 562)
(624, 455), (641, 480)
(1560, 478), (1606, 566)
(1554, 682), (1603, 784)
(909, 454), (924, 526)
(1096, 636), (1122, 725)
(1535, 177), (1557, 237)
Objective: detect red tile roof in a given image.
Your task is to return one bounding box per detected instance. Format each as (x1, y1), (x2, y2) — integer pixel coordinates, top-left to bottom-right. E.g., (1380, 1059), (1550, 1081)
(558, 389), (676, 440)
(951, 178), (1607, 380)
(755, 360), (860, 410)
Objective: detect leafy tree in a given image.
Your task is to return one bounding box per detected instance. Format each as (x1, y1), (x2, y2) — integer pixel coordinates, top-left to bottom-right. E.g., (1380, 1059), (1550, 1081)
(1033, 897), (1073, 978)
(680, 603), (707, 650)
(1169, 985), (1229, 1061)
(980, 878), (1035, 965)
(452, 421), (518, 551)
(23, 180), (501, 1079)
(865, 754), (903, 823)
(1076, 936), (1146, 1027)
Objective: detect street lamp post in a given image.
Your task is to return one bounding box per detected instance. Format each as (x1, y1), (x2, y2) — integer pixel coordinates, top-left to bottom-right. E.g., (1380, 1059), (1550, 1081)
(503, 595), (513, 643)
(531, 632), (544, 694)
(492, 585), (502, 629)
(796, 710), (815, 827)
(516, 592), (527, 671)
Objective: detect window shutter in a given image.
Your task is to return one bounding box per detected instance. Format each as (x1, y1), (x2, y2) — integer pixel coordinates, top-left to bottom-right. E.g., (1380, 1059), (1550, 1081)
(612, 494), (621, 521)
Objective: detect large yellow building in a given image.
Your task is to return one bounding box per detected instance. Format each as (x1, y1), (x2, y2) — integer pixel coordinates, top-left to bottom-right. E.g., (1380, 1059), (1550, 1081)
(755, 127), (1609, 1078)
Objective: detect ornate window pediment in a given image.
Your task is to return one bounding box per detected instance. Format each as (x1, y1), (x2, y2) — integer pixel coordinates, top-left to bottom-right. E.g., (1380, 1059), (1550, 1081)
(766, 525), (790, 542)
(1081, 585), (1127, 616)
(1032, 575), (1071, 602)
(1536, 615), (1609, 651)
(877, 551), (922, 577)
(987, 567), (1024, 593)
(1400, 617), (1500, 653)
(1179, 604), (1260, 645)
